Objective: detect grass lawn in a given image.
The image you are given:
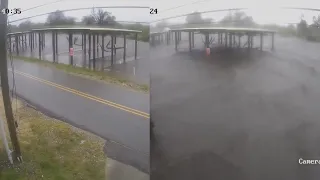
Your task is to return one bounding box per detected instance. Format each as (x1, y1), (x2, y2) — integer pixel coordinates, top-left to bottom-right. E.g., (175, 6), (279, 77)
(11, 56), (149, 93)
(0, 93), (106, 180)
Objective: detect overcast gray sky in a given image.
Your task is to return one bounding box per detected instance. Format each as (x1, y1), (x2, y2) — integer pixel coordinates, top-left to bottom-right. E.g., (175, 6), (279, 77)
(8, 0), (151, 25)
(151, 0), (320, 26)
(8, 0), (320, 26)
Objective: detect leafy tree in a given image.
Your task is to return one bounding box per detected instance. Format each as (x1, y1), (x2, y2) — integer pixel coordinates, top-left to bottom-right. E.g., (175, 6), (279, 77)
(312, 15), (320, 27)
(18, 20), (33, 31)
(220, 11), (255, 27)
(82, 8), (116, 26)
(297, 19), (309, 37)
(46, 10), (75, 26)
(185, 12), (213, 25)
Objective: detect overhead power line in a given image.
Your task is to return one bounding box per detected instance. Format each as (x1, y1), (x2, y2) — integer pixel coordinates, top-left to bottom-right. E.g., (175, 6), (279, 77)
(8, 0), (65, 17)
(151, 8), (247, 23)
(161, 0), (212, 13)
(8, 6), (149, 23)
(282, 7), (320, 12)
(152, 7), (320, 24)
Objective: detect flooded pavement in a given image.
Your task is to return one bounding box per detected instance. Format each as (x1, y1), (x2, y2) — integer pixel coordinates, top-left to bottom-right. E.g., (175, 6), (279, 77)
(151, 35), (320, 180)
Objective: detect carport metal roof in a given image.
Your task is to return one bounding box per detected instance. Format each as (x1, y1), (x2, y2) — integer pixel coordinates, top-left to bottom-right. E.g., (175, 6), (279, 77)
(170, 27), (276, 34)
(31, 27), (142, 33)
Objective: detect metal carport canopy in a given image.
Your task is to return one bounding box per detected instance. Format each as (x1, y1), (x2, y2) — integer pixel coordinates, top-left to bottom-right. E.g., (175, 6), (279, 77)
(170, 27), (276, 35)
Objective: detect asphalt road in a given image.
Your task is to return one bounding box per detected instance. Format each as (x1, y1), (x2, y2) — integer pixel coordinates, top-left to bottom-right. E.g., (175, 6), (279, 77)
(151, 35), (320, 180)
(7, 59), (150, 173)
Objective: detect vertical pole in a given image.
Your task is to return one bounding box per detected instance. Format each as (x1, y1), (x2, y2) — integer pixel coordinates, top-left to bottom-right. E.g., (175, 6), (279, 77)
(271, 32), (274, 50)
(205, 33), (209, 48)
(93, 34), (96, 70)
(52, 31), (56, 62)
(225, 32), (227, 48)
(175, 31), (178, 51)
(238, 34), (241, 48)
(30, 33), (33, 56)
(247, 33), (250, 49)
(251, 35), (254, 49)
(35, 32), (37, 47)
(82, 33), (87, 67)
(134, 33), (138, 60)
(43, 32), (45, 48)
(0, 0), (22, 162)
(96, 34), (99, 58)
(88, 34), (91, 69)
(38, 32), (41, 60)
(15, 35), (19, 55)
(101, 34), (105, 71)
(123, 34), (126, 62)
(83, 33), (87, 68)
(114, 36), (117, 56)
(189, 31), (192, 52)
(260, 33), (263, 51)
(229, 33), (232, 48)
(8, 35), (11, 56)
(68, 33), (73, 65)
(233, 34), (235, 47)
(82, 34), (84, 50)
(111, 34), (114, 65)
(55, 32), (58, 54)
(24, 33), (27, 49)
(192, 32), (195, 48)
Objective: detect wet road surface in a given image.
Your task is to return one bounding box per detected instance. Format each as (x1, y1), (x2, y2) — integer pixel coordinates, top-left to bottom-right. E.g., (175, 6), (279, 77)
(151, 35), (320, 180)
(8, 59), (150, 173)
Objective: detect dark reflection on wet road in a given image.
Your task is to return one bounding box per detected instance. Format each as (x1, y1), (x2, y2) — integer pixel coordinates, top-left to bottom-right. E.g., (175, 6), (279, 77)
(151, 36), (320, 180)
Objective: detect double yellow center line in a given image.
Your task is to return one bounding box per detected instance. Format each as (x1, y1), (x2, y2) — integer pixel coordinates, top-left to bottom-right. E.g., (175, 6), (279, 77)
(9, 69), (150, 119)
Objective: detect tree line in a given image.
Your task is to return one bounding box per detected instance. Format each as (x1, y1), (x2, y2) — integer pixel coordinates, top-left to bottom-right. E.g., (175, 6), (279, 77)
(8, 8), (149, 42)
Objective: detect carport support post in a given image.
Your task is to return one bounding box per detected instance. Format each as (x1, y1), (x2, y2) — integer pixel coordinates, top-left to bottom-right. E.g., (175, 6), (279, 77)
(247, 33), (250, 50)
(97, 35), (99, 57)
(134, 33), (138, 60)
(88, 34), (91, 69)
(43, 32), (45, 48)
(123, 34), (126, 62)
(111, 34), (114, 65)
(271, 32), (274, 50)
(251, 36), (254, 48)
(83, 33), (87, 68)
(68, 33), (73, 65)
(15, 35), (19, 55)
(101, 34), (105, 71)
(81, 34), (84, 50)
(174, 31), (178, 51)
(225, 32), (227, 47)
(92, 34), (96, 70)
(238, 34), (241, 48)
(38, 32), (42, 60)
(188, 31), (192, 52)
(55, 32), (58, 54)
(52, 31), (56, 62)
(114, 36), (117, 55)
(260, 33), (263, 51)
(229, 33), (232, 48)
(205, 33), (209, 48)
(8, 35), (11, 55)
(30, 33), (33, 55)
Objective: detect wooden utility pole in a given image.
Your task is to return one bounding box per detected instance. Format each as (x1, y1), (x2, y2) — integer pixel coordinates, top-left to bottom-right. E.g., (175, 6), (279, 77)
(0, 0), (22, 163)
